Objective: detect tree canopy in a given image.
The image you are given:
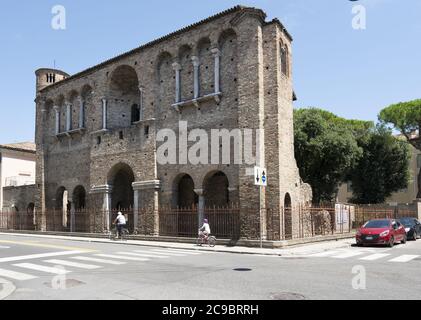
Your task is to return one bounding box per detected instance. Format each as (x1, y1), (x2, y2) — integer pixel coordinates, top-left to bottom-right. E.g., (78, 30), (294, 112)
(294, 108), (368, 203)
(379, 99), (421, 150)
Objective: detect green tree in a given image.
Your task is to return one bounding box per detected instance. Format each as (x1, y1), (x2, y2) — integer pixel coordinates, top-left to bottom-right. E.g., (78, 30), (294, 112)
(379, 99), (421, 149)
(294, 108), (365, 204)
(348, 125), (410, 204)
(379, 99), (421, 197)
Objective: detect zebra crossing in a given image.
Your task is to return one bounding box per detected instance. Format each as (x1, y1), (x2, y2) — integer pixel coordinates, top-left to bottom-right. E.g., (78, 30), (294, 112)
(308, 248), (420, 263)
(0, 248), (206, 282)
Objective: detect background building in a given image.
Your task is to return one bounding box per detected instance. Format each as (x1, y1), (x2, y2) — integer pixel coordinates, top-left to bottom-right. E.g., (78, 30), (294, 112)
(0, 142), (36, 212)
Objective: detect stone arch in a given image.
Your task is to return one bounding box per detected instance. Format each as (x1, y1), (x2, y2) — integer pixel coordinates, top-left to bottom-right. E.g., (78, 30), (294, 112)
(80, 84), (93, 129)
(284, 193), (292, 240)
(178, 45), (193, 101)
(197, 37), (213, 96)
(173, 174), (198, 208)
(107, 163), (135, 210)
(203, 171), (229, 207)
(108, 65), (140, 129)
(218, 29), (238, 95)
(73, 185), (86, 210)
(157, 52), (174, 113)
(67, 90), (79, 130)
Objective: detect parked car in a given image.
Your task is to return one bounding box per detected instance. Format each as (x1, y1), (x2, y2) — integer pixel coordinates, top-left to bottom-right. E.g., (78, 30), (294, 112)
(397, 217), (421, 241)
(356, 219), (407, 247)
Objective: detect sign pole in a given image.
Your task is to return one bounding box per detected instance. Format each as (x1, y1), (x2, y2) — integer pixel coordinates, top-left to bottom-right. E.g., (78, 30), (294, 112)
(260, 185), (263, 249)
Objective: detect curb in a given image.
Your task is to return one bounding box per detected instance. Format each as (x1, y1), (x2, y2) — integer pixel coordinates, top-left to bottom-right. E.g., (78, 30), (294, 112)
(0, 230), (355, 256)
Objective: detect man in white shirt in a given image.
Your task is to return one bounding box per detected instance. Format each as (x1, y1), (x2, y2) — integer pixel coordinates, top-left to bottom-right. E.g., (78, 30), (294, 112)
(199, 219), (211, 240)
(113, 212), (127, 238)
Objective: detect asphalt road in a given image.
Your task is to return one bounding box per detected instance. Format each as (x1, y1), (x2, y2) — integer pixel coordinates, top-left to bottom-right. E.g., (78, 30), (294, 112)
(0, 233), (420, 300)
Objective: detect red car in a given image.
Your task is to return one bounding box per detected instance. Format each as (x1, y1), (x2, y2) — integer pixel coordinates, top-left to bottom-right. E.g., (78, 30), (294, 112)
(356, 219), (407, 247)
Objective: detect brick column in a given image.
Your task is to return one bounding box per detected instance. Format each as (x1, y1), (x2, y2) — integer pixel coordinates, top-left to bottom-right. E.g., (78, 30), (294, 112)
(132, 180), (161, 235)
(194, 189), (205, 227)
(90, 185), (112, 232)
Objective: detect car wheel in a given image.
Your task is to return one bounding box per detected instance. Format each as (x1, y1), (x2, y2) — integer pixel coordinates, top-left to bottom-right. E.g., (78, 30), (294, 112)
(413, 232), (417, 241)
(388, 236), (394, 248)
(401, 234), (407, 244)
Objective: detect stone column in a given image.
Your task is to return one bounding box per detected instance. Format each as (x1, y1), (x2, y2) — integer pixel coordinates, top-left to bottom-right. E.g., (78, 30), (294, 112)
(133, 189), (139, 231)
(172, 62), (181, 103)
(101, 98), (108, 130)
(78, 98), (85, 128)
(53, 106), (60, 135)
(191, 56), (200, 99)
(65, 102), (72, 132)
(211, 48), (221, 94)
(194, 189), (205, 227)
(139, 86), (144, 121)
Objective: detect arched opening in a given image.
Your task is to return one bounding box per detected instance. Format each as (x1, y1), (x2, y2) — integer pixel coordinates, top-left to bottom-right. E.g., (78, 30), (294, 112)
(284, 193), (292, 240)
(131, 104), (140, 124)
(178, 45), (193, 101)
(174, 174), (198, 208)
(280, 45), (289, 77)
(108, 65), (140, 129)
(27, 203), (34, 214)
(204, 171), (229, 207)
(73, 186), (86, 210)
(80, 84), (93, 129)
(198, 37), (213, 96)
(108, 163), (135, 210)
(218, 29), (238, 96)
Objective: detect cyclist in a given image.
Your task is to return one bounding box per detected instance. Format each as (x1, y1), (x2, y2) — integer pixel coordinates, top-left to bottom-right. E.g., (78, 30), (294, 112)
(198, 218), (211, 241)
(113, 211), (127, 239)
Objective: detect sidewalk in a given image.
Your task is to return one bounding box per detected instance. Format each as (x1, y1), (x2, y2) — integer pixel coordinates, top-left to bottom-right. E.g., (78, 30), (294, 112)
(0, 231), (355, 256)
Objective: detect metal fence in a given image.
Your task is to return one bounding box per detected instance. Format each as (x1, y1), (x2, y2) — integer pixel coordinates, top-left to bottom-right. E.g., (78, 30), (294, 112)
(0, 204), (418, 241)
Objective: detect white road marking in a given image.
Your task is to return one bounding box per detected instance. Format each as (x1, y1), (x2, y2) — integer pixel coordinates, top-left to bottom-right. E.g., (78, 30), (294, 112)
(95, 254), (150, 262)
(152, 249), (203, 255)
(134, 249), (184, 257)
(0, 278), (16, 300)
(14, 263), (70, 275)
(359, 253), (391, 261)
(71, 256), (126, 265)
(44, 259), (101, 270)
(389, 255), (420, 263)
(331, 251), (365, 259)
(117, 252), (169, 259)
(0, 250), (84, 263)
(0, 246), (10, 249)
(0, 268), (38, 281)
(308, 251), (341, 257)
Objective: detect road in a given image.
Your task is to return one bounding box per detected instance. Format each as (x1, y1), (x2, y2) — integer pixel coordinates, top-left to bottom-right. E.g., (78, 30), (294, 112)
(0, 233), (420, 300)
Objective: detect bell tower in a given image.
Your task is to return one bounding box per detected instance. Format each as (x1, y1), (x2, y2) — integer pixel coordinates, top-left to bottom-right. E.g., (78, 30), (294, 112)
(35, 68), (69, 93)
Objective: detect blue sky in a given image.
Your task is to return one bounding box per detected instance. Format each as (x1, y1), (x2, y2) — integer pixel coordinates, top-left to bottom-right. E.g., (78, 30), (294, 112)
(1, 0), (420, 144)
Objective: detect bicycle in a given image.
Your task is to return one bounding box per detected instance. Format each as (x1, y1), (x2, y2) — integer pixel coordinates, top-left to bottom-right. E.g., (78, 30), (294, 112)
(110, 224), (130, 241)
(196, 232), (216, 247)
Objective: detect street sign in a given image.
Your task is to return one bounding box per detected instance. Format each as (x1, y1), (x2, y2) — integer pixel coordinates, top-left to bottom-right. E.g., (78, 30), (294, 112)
(254, 166), (267, 187)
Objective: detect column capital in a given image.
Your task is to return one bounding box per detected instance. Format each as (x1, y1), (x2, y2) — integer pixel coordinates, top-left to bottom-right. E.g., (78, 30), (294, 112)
(90, 185), (113, 194)
(172, 62), (182, 71)
(64, 101), (72, 107)
(191, 56), (200, 67)
(132, 180), (161, 191)
(194, 189), (204, 196)
(138, 85), (145, 92)
(211, 48), (221, 57)
(53, 105), (60, 111)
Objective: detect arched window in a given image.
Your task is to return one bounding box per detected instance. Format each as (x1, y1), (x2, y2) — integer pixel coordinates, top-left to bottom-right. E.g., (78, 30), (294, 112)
(131, 104), (140, 124)
(280, 46), (288, 77)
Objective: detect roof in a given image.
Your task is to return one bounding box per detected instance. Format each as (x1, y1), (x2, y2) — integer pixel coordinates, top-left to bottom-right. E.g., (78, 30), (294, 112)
(0, 142), (36, 154)
(39, 5), (292, 93)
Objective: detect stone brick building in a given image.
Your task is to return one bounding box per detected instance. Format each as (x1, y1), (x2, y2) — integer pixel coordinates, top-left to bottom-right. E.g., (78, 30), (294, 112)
(34, 6), (312, 239)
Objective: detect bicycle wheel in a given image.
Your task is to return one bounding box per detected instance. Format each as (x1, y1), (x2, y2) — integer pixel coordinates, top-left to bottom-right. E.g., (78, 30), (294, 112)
(196, 237), (202, 246)
(208, 236), (216, 247)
